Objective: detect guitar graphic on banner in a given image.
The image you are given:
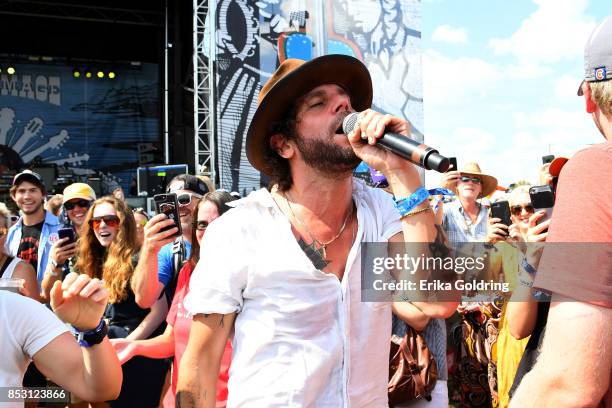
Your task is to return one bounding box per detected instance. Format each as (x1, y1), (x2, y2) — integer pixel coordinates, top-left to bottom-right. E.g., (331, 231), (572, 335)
(277, 1), (361, 63)
(48, 152), (90, 167)
(0, 107), (15, 145)
(21, 130), (69, 163)
(12, 117), (44, 154)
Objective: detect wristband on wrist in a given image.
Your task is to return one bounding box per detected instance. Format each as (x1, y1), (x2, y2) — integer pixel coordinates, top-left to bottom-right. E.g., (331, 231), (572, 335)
(521, 258), (537, 276)
(74, 319), (108, 348)
(519, 277), (534, 288)
(46, 268), (59, 277)
(395, 187), (430, 217)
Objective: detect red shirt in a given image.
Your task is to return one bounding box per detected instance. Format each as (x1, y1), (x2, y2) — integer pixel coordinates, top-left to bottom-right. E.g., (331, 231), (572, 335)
(535, 141), (612, 307)
(162, 262), (233, 408)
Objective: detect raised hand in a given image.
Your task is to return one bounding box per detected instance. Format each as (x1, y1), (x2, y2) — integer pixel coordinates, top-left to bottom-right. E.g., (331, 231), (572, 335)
(142, 213), (179, 253)
(487, 217), (509, 244)
(50, 273), (108, 331)
(346, 109), (417, 176)
(523, 211), (550, 269)
(440, 170), (461, 191)
(49, 237), (78, 265)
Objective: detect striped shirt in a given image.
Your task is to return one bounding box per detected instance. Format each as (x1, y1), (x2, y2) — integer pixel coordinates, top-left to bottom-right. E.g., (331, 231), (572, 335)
(442, 199), (489, 245)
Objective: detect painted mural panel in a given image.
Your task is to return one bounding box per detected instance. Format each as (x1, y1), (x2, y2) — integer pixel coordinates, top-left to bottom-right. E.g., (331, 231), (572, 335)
(0, 63), (159, 194)
(212, 0), (422, 193)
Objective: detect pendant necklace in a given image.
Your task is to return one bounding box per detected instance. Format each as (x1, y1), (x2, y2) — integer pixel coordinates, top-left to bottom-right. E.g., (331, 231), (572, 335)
(284, 192), (353, 269)
(459, 201), (479, 235)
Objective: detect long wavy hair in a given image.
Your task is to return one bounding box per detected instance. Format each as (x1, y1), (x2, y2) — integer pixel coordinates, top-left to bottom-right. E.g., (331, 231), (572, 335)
(76, 196), (138, 303)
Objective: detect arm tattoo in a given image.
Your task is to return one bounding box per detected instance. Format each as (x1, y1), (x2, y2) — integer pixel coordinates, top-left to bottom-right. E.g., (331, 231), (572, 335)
(429, 224), (451, 259)
(429, 224), (455, 282)
(202, 314), (226, 327)
(175, 391), (197, 407)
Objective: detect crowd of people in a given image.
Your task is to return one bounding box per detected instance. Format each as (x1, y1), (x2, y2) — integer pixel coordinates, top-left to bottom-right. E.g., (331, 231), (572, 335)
(1, 14), (610, 408)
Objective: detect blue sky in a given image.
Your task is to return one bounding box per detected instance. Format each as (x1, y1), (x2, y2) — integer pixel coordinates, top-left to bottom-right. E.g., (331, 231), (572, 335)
(420, 0), (609, 188)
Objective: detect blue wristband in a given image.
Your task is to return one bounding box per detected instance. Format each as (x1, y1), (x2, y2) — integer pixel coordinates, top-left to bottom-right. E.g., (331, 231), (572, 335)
(74, 319), (108, 348)
(394, 187), (430, 217)
(428, 188), (455, 196)
(521, 258), (537, 276)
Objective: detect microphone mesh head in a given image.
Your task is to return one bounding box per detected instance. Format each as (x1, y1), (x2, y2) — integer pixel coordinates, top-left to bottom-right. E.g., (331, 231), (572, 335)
(342, 112), (359, 134)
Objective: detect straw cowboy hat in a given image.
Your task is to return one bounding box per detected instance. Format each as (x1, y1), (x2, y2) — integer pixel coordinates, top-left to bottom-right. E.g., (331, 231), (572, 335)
(246, 55), (373, 175)
(459, 162), (498, 197)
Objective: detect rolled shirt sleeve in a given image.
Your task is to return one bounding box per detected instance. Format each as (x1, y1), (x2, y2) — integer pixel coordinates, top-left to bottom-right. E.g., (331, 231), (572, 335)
(184, 214), (249, 316)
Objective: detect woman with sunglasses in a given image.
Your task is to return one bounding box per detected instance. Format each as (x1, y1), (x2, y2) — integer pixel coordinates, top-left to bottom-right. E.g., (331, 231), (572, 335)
(42, 183), (96, 300)
(484, 186), (552, 407)
(76, 196), (170, 407)
(0, 212), (39, 300)
(111, 191), (237, 408)
(132, 208), (149, 249)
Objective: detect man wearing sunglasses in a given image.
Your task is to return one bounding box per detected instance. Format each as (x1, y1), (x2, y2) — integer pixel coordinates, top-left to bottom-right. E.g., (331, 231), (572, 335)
(41, 183), (96, 299)
(440, 162), (498, 246)
(132, 174), (209, 308)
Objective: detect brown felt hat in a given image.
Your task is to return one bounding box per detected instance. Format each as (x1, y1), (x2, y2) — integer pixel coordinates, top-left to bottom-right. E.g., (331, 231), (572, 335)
(246, 55), (373, 175)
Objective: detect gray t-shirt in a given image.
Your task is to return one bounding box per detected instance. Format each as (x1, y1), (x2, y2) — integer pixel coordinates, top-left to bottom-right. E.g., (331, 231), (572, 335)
(392, 315), (448, 381)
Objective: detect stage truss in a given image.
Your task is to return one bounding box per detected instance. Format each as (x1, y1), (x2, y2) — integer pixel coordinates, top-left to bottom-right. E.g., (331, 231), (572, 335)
(193, 0), (216, 180)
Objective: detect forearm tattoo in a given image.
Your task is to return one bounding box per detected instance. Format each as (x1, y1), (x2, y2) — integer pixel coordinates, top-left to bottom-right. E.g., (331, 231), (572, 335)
(176, 391), (198, 407)
(429, 224), (451, 259)
(202, 314), (225, 327)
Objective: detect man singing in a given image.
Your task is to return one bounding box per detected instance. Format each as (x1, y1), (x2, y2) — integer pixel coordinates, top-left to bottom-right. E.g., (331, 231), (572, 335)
(177, 55), (454, 407)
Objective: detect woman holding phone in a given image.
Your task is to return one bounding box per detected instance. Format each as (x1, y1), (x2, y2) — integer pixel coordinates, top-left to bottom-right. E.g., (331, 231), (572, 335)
(111, 191), (237, 408)
(76, 196), (169, 407)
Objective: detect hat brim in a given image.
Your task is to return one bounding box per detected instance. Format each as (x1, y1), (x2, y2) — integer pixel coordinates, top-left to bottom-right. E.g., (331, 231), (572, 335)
(63, 194), (93, 204)
(460, 171), (498, 197)
(13, 174), (45, 190)
(246, 55), (373, 175)
(549, 157), (569, 177)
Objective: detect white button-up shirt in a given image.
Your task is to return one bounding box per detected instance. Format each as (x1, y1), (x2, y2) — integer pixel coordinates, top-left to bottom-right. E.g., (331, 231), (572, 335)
(185, 179), (402, 407)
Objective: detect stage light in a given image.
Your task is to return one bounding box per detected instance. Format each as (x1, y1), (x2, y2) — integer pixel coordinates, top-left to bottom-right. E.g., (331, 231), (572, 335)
(96, 70), (104, 78)
(7, 67), (16, 75)
(108, 71), (116, 79)
(72, 68), (81, 78)
(85, 69), (92, 78)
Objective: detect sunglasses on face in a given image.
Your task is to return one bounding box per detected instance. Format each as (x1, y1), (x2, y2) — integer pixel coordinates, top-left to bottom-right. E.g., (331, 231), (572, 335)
(89, 215), (120, 230)
(176, 193), (202, 207)
(459, 176), (482, 184)
(194, 220), (209, 231)
(65, 199), (92, 211)
(510, 204), (535, 216)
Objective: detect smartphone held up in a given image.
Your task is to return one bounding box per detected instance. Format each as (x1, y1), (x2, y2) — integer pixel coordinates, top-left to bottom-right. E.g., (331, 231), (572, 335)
(153, 193), (182, 238)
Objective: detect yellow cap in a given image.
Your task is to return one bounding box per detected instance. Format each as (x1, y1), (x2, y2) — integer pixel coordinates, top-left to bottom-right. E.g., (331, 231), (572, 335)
(62, 183), (96, 203)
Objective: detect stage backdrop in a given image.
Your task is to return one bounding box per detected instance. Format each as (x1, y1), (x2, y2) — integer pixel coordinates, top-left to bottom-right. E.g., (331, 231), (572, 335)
(0, 63), (159, 193)
(210, 0), (423, 193)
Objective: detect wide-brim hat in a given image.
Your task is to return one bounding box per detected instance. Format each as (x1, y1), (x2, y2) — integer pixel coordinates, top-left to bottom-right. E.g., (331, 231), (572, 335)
(246, 55), (373, 175)
(459, 162), (498, 197)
